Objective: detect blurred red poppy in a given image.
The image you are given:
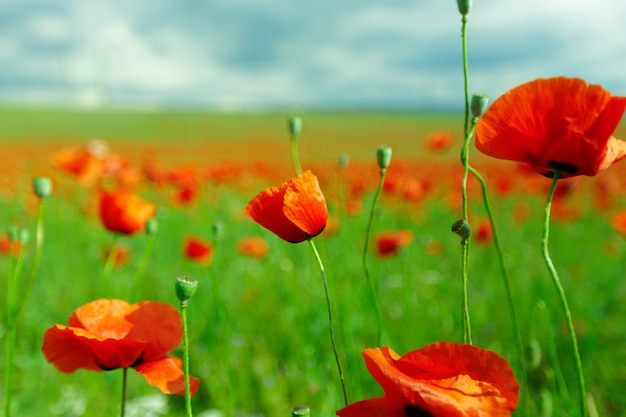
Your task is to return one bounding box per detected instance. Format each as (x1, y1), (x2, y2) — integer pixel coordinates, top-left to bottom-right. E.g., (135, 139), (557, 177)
(42, 299), (199, 395)
(99, 189), (156, 235)
(375, 230), (413, 257)
(245, 170), (328, 243)
(104, 243), (130, 267)
(424, 129), (454, 151)
(0, 233), (21, 257)
(238, 236), (269, 259)
(474, 219), (493, 245)
(610, 209), (626, 236)
(337, 342), (519, 417)
(476, 76), (626, 178)
(184, 236), (213, 264)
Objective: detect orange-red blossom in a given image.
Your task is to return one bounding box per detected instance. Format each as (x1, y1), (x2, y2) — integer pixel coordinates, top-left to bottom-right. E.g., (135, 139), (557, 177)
(42, 299), (199, 396)
(337, 342), (519, 417)
(99, 189), (156, 235)
(245, 170), (328, 243)
(476, 76), (626, 178)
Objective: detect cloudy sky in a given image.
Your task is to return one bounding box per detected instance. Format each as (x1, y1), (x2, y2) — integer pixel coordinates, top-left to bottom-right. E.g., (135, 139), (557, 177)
(1, 0), (625, 110)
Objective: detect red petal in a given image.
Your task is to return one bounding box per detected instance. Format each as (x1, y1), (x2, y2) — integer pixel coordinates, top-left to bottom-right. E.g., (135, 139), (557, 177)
(337, 396), (402, 417)
(283, 171), (328, 239)
(42, 324), (145, 372)
(135, 356), (199, 395)
(69, 299), (136, 339)
(125, 301), (183, 363)
(99, 190), (155, 235)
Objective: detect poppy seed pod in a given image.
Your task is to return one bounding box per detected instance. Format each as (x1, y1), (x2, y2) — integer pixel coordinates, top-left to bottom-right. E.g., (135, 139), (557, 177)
(376, 146), (392, 170)
(175, 276), (198, 305)
(292, 406), (310, 417)
(288, 116), (302, 136)
(452, 219), (472, 241)
(32, 176), (53, 198)
(471, 93), (489, 120)
(457, 0), (471, 15)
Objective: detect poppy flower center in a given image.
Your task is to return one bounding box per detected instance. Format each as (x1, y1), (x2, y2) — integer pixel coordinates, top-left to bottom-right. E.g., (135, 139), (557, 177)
(403, 404), (433, 417)
(543, 160), (579, 178)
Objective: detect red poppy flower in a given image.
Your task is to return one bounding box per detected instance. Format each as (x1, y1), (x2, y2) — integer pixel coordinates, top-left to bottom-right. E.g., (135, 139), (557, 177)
(475, 76), (626, 178)
(245, 170), (328, 243)
(375, 230), (413, 257)
(337, 343), (519, 417)
(424, 129), (454, 151)
(610, 209), (626, 236)
(42, 299), (199, 396)
(99, 189), (156, 235)
(0, 233), (21, 257)
(184, 236), (213, 264)
(104, 243), (130, 267)
(474, 219), (493, 245)
(238, 236), (269, 259)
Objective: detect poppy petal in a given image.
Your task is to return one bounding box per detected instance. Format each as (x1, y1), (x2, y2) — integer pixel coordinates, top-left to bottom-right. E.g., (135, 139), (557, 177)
(135, 356), (199, 395)
(283, 170), (328, 239)
(125, 301), (183, 363)
(337, 396), (402, 417)
(42, 324), (146, 372)
(364, 344), (518, 416)
(69, 299), (137, 339)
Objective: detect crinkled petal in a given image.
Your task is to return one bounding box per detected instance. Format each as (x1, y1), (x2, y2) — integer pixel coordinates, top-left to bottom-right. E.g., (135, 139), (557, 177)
(125, 301), (183, 363)
(283, 170), (328, 239)
(337, 396), (402, 417)
(69, 299), (137, 339)
(134, 356), (199, 396)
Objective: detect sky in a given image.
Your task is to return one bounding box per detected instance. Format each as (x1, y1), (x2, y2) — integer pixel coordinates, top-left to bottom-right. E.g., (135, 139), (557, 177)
(1, 0), (625, 111)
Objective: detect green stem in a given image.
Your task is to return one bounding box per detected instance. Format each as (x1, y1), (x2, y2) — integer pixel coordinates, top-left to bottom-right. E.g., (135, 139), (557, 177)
(120, 368), (128, 417)
(180, 302), (193, 417)
(461, 15), (470, 136)
(460, 240), (472, 345)
(17, 198), (45, 320)
(468, 165), (527, 410)
(290, 134), (303, 176)
(362, 168), (386, 346)
(307, 238), (348, 406)
(133, 234), (155, 290)
(4, 243), (25, 417)
(542, 171), (587, 417)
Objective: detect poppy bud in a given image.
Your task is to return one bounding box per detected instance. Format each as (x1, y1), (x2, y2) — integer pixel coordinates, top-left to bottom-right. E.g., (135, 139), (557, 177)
(457, 0), (471, 15)
(212, 220), (224, 243)
(376, 146), (392, 171)
(288, 116), (302, 136)
(292, 406), (310, 417)
(175, 275), (198, 305)
(538, 388), (554, 417)
(471, 93), (489, 121)
(32, 176), (53, 198)
(145, 218), (159, 235)
(451, 219), (471, 241)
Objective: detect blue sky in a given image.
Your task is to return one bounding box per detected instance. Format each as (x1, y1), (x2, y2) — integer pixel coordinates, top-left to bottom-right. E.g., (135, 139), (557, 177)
(1, 0), (625, 110)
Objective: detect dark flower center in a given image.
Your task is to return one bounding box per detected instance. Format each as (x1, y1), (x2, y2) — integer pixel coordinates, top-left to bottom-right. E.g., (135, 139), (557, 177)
(544, 160), (579, 178)
(404, 404), (434, 417)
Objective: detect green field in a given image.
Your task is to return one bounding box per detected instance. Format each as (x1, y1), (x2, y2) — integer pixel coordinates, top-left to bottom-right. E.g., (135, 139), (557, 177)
(1, 107), (626, 416)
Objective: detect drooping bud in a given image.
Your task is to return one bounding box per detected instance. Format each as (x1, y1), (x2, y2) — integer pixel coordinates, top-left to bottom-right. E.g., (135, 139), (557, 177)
(376, 146), (392, 171)
(145, 218), (159, 235)
(32, 177), (53, 198)
(451, 219), (471, 242)
(471, 93), (489, 121)
(457, 0), (471, 16)
(288, 116), (302, 137)
(291, 406), (310, 417)
(175, 275), (198, 306)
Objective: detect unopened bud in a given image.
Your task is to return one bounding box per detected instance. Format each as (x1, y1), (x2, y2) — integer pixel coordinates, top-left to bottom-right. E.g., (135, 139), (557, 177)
(292, 406), (310, 417)
(288, 116), (302, 137)
(338, 153), (350, 169)
(145, 218), (159, 235)
(471, 93), (489, 121)
(212, 220), (224, 242)
(457, 0), (471, 16)
(32, 177), (53, 198)
(175, 276), (198, 305)
(526, 339), (542, 371)
(376, 146), (392, 171)
(451, 219), (471, 241)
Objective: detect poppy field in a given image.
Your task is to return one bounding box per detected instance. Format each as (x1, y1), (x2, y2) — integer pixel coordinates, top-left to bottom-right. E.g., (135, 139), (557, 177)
(3, 3), (626, 416)
(2, 101), (626, 417)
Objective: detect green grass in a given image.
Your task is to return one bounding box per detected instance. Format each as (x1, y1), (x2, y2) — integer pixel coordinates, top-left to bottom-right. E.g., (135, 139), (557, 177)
(1, 108), (626, 416)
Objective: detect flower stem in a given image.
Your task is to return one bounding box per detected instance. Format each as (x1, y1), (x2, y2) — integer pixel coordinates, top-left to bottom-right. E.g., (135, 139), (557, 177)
(362, 168), (386, 346)
(120, 367), (128, 417)
(461, 15), (470, 135)
(543, 171), (587, 417)
(134, 233), (155, 290)
(17, 197), (46, 319)
(290, 133), (303, 176)
(180, 301), (193, 417)
(468, 165), (528, 410)
(307, 238), (348, 406)
(460, 239), (472, 345)
(101, 234), (119, 296)
(4, 241), (25, 417)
